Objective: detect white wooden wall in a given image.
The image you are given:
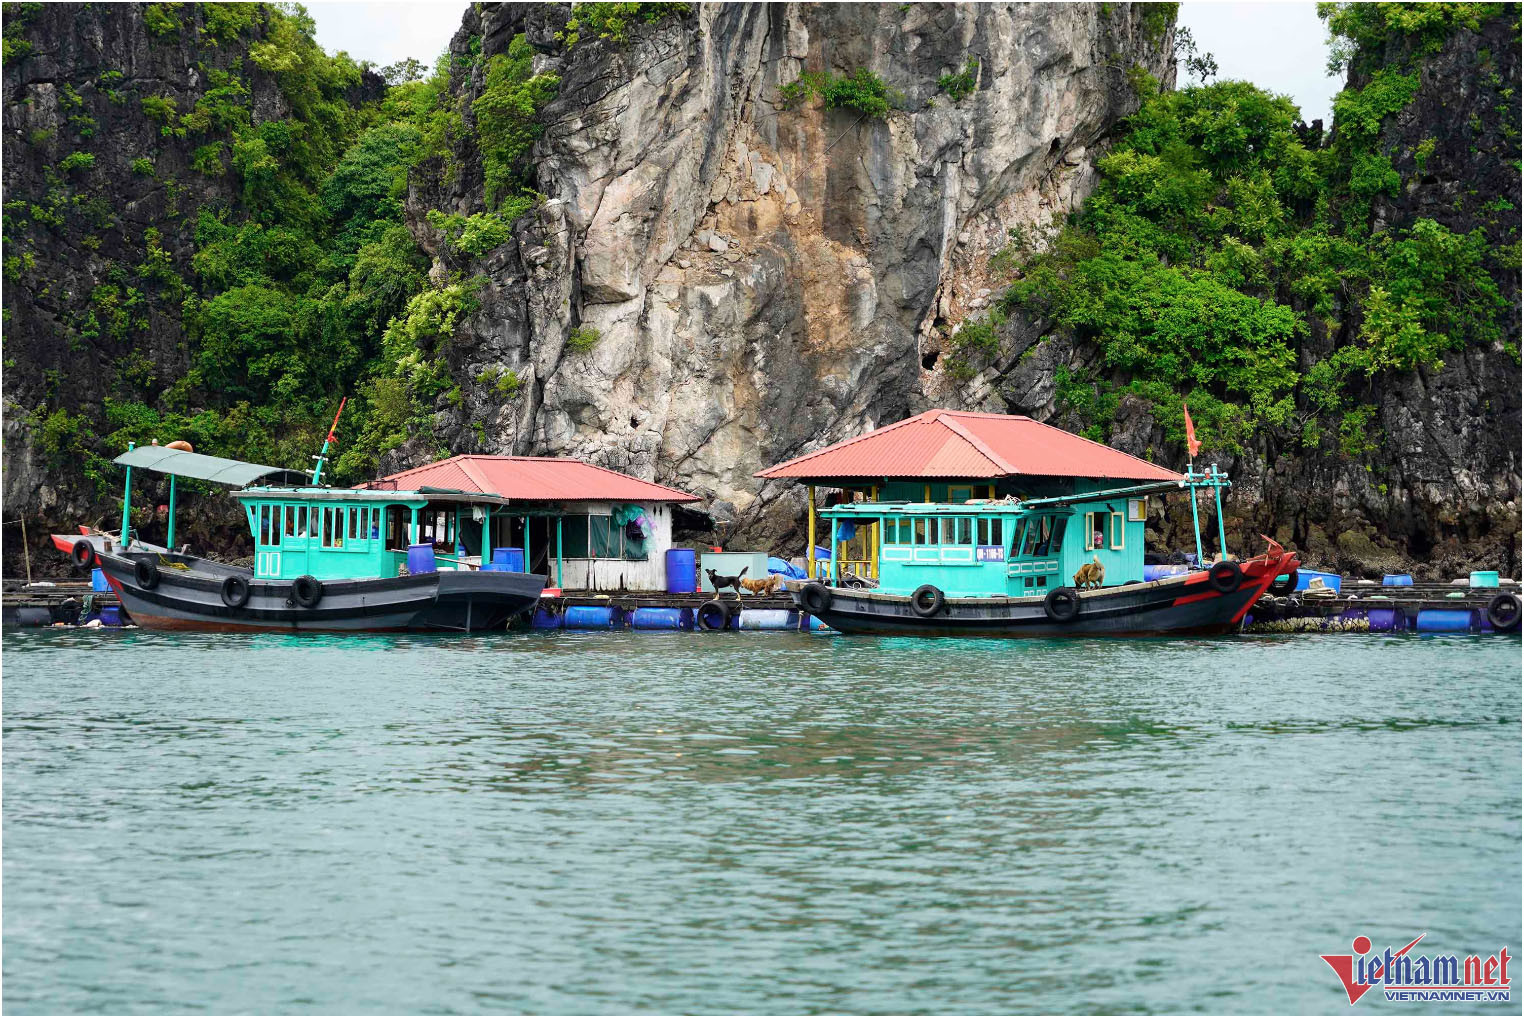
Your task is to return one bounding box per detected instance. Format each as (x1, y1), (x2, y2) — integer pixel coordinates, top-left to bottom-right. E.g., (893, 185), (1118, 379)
(555, 500), (675, 592)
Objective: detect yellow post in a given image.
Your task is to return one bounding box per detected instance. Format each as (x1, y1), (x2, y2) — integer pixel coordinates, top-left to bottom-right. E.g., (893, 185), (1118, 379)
(870, 484), (879, 580)
(807, 484), (816, 579)
(924, 483), (931, 503)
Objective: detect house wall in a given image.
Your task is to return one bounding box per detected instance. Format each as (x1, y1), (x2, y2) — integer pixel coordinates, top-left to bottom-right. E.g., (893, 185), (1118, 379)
(554, 500), (675, 592)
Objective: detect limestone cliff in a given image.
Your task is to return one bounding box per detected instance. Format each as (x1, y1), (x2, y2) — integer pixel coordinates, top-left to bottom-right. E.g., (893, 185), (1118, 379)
(399, 2), (1175, 542)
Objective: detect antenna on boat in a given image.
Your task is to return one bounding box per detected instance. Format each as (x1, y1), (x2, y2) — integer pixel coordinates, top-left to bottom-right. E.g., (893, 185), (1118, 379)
(310, 397), (347, 486)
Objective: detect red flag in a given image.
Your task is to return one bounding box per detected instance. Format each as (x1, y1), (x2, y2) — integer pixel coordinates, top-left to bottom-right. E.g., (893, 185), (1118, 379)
(1183, 401), (1201, 458)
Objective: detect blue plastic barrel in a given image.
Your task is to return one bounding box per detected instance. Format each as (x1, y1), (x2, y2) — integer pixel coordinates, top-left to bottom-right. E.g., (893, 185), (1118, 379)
(1416, 608), (1475, 633)
(564, 605), (623, 629)
(407, 544), (437, 575)
(1295, 570), (1342, 592)
(803, 614), (833, 631)
(91, 568), (110, 592)
(531, 606), (564, 629)
(1470, 571), (1500, 588)
(738, 608), (793, 630)
(1382, 573), (1413, 586)
(665, 548), (697, 593)
(100, 605), (123, 627)
(630, 607), (693, 630)
(1341, 606), (1407, 632)
(1143, 564), (1189, 582)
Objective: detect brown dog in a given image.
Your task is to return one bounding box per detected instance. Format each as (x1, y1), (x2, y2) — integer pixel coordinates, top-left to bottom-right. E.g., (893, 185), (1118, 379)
(739, 574), (783, 596)
(1073, 555), (1104, 590)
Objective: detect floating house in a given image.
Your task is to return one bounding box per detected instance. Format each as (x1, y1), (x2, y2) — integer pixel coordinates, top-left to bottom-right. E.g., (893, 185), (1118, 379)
(755, 409), (1183, 584)
(359, 455), (700, 591)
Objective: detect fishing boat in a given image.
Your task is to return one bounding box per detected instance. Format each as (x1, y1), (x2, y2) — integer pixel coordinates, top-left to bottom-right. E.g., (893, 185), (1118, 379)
(788, 471), (1299, 637)
(52, 436), (545, 633)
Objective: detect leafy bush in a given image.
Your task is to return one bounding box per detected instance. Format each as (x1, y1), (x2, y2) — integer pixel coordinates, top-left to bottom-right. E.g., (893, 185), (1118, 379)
(58, 151), (95, 173)
(566, 325), (601, 352)
(559, 2), (691, 47)
(143, 2), (183, 38)
(131, 156), (155, 176)
(937, 58), (979, 101)
(779, 67), (900, 119)
(472, 35), (559, 210)
(427, 210), (515, 257)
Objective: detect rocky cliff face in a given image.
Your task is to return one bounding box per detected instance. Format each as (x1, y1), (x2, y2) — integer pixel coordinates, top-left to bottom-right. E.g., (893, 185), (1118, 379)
(976, 12), (1522, 579)
(400, 2), (1175, 541)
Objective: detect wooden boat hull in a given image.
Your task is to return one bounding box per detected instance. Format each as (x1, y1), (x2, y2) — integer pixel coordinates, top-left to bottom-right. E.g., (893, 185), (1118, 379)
(789, 557), (1295, 638)
(74, 541), (545, 633)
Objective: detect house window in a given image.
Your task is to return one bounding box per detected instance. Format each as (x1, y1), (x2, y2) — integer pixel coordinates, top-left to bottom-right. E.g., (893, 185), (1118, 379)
(1110, 511), (1125, 550)
(949, 485), (974, 503)
(1128, 498), (1147, 522)
(561, 515), (591, 557)
(1086, 511), (1105, 550)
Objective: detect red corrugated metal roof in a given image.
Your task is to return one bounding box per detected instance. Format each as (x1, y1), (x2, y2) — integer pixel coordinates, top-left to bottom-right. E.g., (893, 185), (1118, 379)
(361, 455), (700, 503)
(755, 409), (1181, 482)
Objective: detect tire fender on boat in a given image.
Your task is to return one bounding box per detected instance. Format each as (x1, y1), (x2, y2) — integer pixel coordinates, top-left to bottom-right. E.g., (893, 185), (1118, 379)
(799, 582), (833, 614)
(221, 575), (251, 609)
(696, 598), (731, 630)
(1486, 592), (1521, 632)
(910, 584), (945, 618)
(1268, 569), (1297, 595)
(134, 557), (160, 590)
(72, 539), (96, 568)
(1208, 560), (1243, 594)
(291, 574), (323, 608)
(1043, 586), (1080, 622)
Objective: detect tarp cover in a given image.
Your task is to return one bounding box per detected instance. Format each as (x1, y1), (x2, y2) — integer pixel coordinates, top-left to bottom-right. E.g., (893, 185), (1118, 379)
(112, 446), (308, 487)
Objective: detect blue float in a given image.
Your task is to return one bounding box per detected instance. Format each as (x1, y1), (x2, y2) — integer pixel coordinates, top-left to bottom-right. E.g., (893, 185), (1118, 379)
(406, 543), (437, 575)
(564, 605), (624, 629)
(664, 548), (697, 593)
(1339, 606), (1407, 632)
(530, 606), (564, 629)
(630, 607), (693, 630)
(100, 605), (123, 627)
(738, 608), (793, 630)
(1415, 608), (1475, 633)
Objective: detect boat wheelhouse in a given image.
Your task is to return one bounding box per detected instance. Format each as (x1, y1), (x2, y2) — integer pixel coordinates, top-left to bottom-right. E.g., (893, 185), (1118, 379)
(53, 443), (544, 632)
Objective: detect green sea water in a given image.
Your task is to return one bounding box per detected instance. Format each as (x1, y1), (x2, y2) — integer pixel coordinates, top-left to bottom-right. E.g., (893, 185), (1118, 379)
(3, 629), (1519, 1013)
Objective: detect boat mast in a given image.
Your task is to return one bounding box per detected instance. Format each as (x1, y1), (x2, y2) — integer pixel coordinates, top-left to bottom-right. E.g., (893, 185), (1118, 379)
(309, 397), (348, 486)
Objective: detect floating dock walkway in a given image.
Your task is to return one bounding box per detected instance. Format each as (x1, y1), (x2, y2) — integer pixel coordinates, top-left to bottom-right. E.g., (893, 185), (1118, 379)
(4, 578), (1518, 634)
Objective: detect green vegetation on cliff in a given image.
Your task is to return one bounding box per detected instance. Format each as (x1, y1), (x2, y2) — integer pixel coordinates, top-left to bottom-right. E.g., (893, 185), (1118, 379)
(987, 1), (1517, 455)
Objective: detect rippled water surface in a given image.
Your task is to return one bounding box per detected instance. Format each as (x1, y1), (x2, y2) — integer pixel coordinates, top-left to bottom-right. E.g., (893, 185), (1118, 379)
(4, 629), (1520, 1013)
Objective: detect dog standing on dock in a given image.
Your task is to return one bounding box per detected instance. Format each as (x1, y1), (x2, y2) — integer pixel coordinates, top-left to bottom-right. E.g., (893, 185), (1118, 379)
(738, 574), (784, 596)
(706, 566), (748, 600)
(1073, 555), (1104, 590)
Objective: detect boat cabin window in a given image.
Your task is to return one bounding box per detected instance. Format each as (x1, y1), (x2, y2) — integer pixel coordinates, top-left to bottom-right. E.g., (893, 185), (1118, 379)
(286, 505), (308, 539)
(385, 505), (411, 551)
(1017, 516), (1066, 557)
(258, 504), (282, 547)
(976, 517), (1003, 547)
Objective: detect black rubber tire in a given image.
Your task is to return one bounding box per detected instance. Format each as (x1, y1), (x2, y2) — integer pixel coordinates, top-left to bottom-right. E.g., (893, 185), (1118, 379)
(1268, 569), (1298, 595)
(910, 584), (945, 618)
(696, 598), (731, 631)
(134, 557), (160, 590)
(799, 582), (833, 615)
(221, 575), (251, 609)
(1208, 560), (1244, 594)
(1486, 593), (1521, 632)
(1043, 586), (1080, 623)
(71, 540), (96, 568)
(291, 575), (323, 608)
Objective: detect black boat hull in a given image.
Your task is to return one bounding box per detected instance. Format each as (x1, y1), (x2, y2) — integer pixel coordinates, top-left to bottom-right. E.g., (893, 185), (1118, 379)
(790, 569), (1277, 638)
(94, 550), (545, 632)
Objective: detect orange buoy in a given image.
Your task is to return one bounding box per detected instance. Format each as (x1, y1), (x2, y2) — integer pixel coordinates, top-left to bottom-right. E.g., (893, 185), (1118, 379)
(166, 440), (194, 452)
